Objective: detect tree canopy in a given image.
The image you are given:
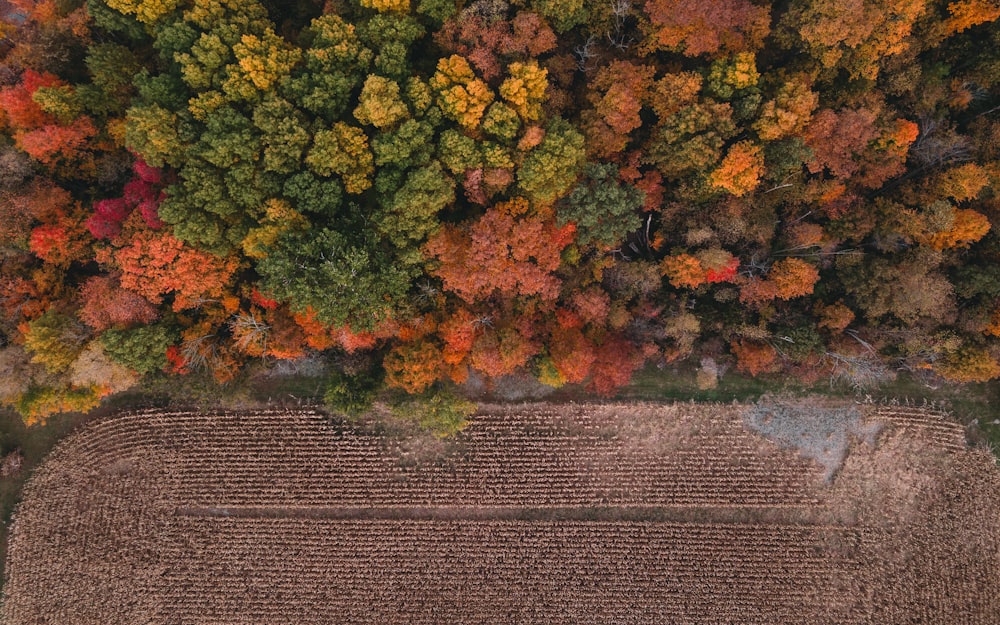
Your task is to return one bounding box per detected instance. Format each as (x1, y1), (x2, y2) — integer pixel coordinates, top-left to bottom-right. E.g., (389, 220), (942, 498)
(1, 0), (999, 421)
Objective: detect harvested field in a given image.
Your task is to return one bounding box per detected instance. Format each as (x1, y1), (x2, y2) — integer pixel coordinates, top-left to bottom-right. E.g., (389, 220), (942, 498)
(3, 401), (999, 624)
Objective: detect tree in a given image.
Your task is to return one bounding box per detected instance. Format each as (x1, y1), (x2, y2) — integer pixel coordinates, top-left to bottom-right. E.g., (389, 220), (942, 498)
(548, 326), (596, 384)
(223, 29), (301, 101)
(529, 0), (587, 33)
(105, 0), (184, 24)
(99, 228), (240, 311)
(372, 118), (435, 169)
(23, 309), (90, 374)
(305, 122), (373, 194)
(384, 340), (442, 394)
(15, 117), (98, 171)
(430, 55), (494, 130)
(438, 307), (477, 365)
(558, 163), (644, 249)
(584, 61), (656, 158)
(354, 75), (410, 129)
(935, 345), (1000, 383)
(241, 198), (308, 259)
(754, 76), (820, 141)
(256, 228), (412, 330)
(769, 258), (820, 299)
(920, 208), (991, 251)
(424, 199), (574, 303)
(357, 14), (426, 80)
(434, 10), (556, 81)
(0, 69), (61, 131)
(587, 335), (643, 396)
(284, 14), (373, 121)
(469, 326), (538, 377)
(935, 163), (990, 202)
(662, 254), (706, 289)
(518, 117), (586, 204)
(324, 368), (382, 417)
(731, 339), (780, 376)
(838, 250), (956, 324)
(252, 96), (310, 175)
(68, 340), (138, 395)
(499, 60), (548, 123)
(77, 275), (159, 331)
(939, 0), (1000, 37)
(779, 0), (927, 80)
(804, 108), (879, 179)
(124, 104), (184, 168)
(708, 141), (764, 196)
(375, 161), (455, 261)
(642, 0), (770, 57)
(645, 78), (736, 180)
(437, 128), (482, 174)
(29, 215), (91, 268)
(389, 388), (475, 437)
(15, 384), (102, 426)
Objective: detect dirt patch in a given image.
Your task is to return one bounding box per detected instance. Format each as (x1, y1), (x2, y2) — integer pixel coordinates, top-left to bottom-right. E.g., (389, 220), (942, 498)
(743, 397), (884, 481)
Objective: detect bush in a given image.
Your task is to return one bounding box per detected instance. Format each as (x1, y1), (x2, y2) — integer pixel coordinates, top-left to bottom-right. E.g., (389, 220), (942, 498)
(391, 388), (476, 437)
(323, 369), (382, 417)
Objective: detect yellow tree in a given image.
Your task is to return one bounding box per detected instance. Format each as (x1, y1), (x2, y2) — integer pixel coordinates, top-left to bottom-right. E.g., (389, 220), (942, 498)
(360, 0), (411, 12)
(430, 55), (494, 130)
(753, 77), (819, 141)
(224, 30), (302, 101)
(354, 75), (410, 128)
(499, 61), (548, 123)
(106, 0), (183, 24)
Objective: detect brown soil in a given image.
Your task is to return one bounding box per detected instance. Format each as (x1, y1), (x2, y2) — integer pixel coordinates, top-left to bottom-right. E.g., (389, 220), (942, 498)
(2, 402), (998, 624)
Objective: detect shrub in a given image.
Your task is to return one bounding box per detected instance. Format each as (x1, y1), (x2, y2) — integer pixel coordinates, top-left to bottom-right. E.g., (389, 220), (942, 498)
(323, 369), (382, 417)
(391, 388), (476, 437)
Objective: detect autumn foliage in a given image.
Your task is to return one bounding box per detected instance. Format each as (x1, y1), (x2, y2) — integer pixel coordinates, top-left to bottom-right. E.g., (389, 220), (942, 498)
(0, 0), (998, 423)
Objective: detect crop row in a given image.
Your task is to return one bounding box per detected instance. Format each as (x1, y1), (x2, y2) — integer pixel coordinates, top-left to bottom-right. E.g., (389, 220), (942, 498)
(871, 407), (967, 451)
(58, 409), (822, 508)
(154, 517), (860, 625)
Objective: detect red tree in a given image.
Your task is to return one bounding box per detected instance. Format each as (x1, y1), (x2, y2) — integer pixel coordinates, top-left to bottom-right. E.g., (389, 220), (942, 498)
(99, 229), (239, 311)
(0, 69), (61, 131)
(548, 326), (596, 384)
(77, 274), (159, 331)
(424, 200), (574, 303)
(587, 335), (643, 396)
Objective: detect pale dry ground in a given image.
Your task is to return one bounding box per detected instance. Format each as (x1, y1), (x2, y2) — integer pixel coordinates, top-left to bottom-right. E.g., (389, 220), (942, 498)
(2, 401), (998, 624)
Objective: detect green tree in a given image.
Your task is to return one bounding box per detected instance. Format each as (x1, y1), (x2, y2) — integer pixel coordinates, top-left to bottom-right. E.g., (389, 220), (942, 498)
(99, 322), (179, 375)
(518, 118), (586, 204)
(305, 122), (374, 194)
(375, 161), (455, 263)
(257, 228), (413, 330)
(283, 14), (373, 121)
(252, 96), (310, 174)
(372, 118), (435, 169)
(125, 104), (184, 168)
(558, 163), (645, 249)
(390, 388), (475, 437)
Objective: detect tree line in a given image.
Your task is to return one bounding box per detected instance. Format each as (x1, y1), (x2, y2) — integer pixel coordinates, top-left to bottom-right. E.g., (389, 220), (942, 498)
(0, 0), (998, 422)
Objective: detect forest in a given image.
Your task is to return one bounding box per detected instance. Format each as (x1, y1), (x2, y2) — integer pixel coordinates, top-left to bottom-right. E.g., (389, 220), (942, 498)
(0, 0), (998, 423)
